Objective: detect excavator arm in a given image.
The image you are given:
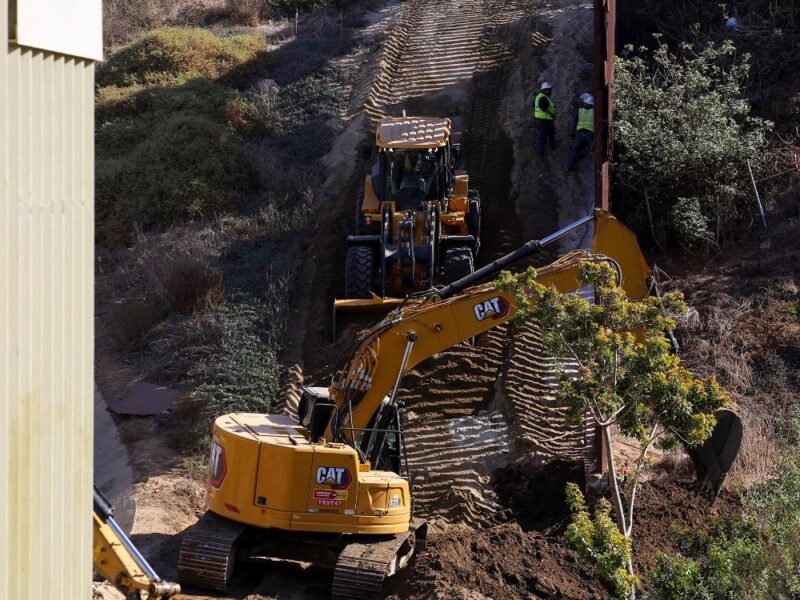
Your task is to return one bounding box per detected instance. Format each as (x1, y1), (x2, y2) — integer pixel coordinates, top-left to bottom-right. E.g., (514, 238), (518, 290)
(93, 486), (180, 599)
(326, 211), (651, 457)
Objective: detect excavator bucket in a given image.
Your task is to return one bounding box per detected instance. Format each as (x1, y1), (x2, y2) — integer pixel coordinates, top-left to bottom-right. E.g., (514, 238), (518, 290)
(685, 409), (743, 498)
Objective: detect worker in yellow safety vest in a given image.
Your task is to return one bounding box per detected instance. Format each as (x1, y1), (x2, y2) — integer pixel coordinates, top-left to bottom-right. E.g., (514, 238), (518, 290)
(399, 151), (426, 193)
(566, 93), (595, 172)
(534, 81), (557, 156)
(403, 152), (424, 176)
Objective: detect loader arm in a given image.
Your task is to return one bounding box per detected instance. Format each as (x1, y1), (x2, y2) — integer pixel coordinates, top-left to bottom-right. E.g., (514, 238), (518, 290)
(93, 487), (180, 599)
(326, 210), (650, 452)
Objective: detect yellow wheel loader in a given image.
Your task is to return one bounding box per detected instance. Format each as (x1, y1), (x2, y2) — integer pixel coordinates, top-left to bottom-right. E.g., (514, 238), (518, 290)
(177, 211), (741, 598)
(93, 486), (181, 599)
(336, 116), (481, 314)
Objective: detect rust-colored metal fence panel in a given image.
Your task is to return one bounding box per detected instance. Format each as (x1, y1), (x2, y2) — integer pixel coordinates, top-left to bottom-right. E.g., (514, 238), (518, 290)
(594, 0), (616, 211)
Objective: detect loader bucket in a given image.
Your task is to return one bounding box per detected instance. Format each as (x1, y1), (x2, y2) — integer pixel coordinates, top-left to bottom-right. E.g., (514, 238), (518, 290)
(332, 294), (407, 339)
(333, 294), (406, 313)
(686, 409), (743, 498)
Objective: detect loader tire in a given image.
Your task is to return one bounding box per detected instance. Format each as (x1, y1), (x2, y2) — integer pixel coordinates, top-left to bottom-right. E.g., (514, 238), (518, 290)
(443, 247), (473, 285)
(345, 246), (374, 298)
(466, 190), (481, 254)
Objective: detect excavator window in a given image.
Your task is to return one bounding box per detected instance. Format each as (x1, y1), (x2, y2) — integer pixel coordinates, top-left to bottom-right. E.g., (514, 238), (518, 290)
(358, 404), (404, 475)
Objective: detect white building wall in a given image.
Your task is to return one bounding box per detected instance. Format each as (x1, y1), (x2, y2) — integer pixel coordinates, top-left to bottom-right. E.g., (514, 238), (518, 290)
(1, 0), (95, 597)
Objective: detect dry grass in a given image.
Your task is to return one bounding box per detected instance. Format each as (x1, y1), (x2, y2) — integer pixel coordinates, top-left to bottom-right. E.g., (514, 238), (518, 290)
(164, 260), (225, 315)
(103, 0), (174, 50)
(227, 0), (261, 25)
(661, 191), (800, 487)
(728, 404), (784, 487)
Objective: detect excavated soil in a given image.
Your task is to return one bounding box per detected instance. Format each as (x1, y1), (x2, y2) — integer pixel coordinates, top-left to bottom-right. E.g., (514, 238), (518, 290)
(385, 473), (739, 599)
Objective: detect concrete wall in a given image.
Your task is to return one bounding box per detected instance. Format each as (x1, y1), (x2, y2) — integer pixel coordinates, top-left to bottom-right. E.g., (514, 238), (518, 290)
(0, 0), (95, 596)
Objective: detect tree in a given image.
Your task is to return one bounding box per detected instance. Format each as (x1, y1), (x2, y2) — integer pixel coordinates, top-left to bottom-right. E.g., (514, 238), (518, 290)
(497, 261), (729, 599)
(613, 38), (771, 247)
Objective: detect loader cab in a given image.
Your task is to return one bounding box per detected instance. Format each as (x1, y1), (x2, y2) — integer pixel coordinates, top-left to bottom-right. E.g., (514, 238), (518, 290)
(377, 146), (455, 211)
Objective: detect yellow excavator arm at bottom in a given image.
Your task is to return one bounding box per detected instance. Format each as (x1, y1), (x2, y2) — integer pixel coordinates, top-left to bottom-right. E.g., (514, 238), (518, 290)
(93, 487), (180, 599)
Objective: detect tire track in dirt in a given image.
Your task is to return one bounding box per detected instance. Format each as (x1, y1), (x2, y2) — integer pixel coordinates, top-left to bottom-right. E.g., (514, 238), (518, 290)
(347, 0), (535, 528)
(295, 0), (597, 531)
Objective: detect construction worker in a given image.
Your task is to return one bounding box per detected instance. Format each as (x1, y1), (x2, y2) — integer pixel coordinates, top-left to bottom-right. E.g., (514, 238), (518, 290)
(399, 151), (426, 194)
(403, 151), (424, 177)
(565, 93), (594, 172)
(534, 81), (557, 156)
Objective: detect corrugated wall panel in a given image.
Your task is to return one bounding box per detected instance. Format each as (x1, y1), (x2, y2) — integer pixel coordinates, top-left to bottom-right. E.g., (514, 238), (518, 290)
(1, 0), (94, 595)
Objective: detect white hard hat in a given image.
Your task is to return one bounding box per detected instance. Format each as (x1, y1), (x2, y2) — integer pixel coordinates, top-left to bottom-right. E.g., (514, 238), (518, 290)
(579, 93), (590, 103)
(584, 94), (595, 106)
(541, 81), (553, 90)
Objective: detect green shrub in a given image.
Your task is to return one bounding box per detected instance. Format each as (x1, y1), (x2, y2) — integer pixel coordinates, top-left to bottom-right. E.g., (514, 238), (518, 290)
(96, 115), (240, 245)
(669, 198), (713, 248)
(564, 483), (639, 598)
(614, 39), (771, 247)
(98, 27), (267, 86)
(97, 77), (262, 132)
(646, 449), (800, 599)
(187, 295), (282, 414)
(95, 27), (271, 246)
(647, 554), (711, 600)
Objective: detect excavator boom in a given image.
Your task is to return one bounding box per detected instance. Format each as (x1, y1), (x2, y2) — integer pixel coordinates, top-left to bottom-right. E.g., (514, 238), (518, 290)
(325, 210), (650, 452)
(183, 210), (738, 598)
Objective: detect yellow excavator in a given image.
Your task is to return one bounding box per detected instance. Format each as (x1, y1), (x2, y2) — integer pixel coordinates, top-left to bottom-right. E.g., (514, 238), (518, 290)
(94, 486), (181, 599)
(177, 211), (739, 598)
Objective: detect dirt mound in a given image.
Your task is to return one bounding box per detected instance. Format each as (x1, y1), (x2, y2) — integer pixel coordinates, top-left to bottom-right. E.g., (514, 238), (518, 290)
(387, 522), (608, 600)
(629, 474), (741, 577)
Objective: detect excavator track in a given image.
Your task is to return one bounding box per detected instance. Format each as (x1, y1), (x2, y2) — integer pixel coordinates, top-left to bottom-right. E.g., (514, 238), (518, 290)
(331, 519), (427, 600)
(177, 512), (245, 593)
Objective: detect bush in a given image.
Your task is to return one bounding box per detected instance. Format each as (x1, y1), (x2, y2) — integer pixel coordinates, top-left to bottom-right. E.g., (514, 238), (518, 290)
(97, 77), (263, 131)
(164, 260), (225, 315)
(564, 483), (638, 598)
(98, 27), (267, 87)
(614, 39), (771, 247)
(96, 115), (240, 245)
(95, 28), (271, 246)
(646, 442), (800, 599)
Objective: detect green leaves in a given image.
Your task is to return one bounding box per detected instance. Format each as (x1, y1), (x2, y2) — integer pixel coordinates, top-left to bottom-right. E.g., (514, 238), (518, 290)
(500, 261), (726, 443)
(502, 260), (731, 598)
(613, 38), (772, 247)
(565, 483), (639, 598)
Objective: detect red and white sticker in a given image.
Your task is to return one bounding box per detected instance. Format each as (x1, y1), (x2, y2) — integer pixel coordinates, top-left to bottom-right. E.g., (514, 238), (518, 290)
(314, 489), (347, 507)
